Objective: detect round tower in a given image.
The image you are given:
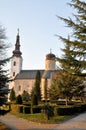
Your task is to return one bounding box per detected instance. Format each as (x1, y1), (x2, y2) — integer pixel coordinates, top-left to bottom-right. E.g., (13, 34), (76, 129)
(45, 52), (56, 70)
(10, 29), (23, 79)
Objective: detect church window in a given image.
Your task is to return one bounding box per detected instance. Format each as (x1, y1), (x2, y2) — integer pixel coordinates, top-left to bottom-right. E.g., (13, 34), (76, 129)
(13, 72), (15, 76)
(14, 61), (16, 66)
(19, 86), (21, 91)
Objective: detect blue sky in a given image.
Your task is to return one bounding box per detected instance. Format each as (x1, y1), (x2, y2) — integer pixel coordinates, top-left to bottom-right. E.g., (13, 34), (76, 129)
(0, 0), (74, 70)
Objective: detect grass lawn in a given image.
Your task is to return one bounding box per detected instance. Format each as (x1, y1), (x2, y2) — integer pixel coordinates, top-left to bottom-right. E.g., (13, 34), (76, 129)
(10, 111), (72, 124)
(8, 103), (73, 124)
(8, 104), (74, 124)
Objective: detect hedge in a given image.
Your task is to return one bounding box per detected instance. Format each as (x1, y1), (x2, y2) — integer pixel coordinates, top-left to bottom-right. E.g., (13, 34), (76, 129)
(18, 105), (23, 113)
(32, 106), (41, 113)
(55, 104), (86, 115)
(11, 103), (86, 115)
(23, 106), (31, 114)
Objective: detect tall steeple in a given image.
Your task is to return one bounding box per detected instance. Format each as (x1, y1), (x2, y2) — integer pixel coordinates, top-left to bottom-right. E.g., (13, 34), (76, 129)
(13, 29), (22, 57)
(10, 29), (23, 79)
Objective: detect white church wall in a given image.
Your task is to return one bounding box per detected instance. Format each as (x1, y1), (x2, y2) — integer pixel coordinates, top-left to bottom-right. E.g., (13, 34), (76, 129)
(45, 60), (55, 70)
(14, 79), (36, 96)
(10, 56), (22, 78)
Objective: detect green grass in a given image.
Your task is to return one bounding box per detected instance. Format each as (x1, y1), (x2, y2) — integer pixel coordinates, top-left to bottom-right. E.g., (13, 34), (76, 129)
(11, 112), (71, 123)
(9, 103), (73, 123)
(5, 103), (80, 124)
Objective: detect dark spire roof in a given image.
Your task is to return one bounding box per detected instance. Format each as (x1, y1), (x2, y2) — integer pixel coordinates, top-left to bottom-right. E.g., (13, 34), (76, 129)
(46, 53), (55, 60)
(12, 29), (22, 57)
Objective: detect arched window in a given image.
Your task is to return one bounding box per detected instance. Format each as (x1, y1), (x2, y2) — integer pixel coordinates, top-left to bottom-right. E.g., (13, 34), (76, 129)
(13, 72), (15, 76)
(13, 61), (16, 66)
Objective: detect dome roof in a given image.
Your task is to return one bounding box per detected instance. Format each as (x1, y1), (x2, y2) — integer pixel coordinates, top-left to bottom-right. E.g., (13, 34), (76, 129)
(46, 53), (55, 60)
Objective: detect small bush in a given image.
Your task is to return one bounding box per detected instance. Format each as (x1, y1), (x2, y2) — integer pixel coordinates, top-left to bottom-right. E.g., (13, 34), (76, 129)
(16, 95), (22, 104)
(42, 104), (54, 120)
(11, 104), (19, 114)
(31, 94), (38, 106)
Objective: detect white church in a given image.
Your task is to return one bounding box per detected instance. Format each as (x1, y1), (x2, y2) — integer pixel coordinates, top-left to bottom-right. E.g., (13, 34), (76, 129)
(9, 31), (57, 100)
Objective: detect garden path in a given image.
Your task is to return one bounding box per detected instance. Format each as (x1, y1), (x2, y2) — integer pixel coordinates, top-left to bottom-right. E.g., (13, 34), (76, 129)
(0, 112), (86, 130)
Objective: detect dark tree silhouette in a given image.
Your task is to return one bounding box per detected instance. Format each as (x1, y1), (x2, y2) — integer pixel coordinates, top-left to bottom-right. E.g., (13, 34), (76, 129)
(0, 25), (10, 106)
(9, 88), (16, 102)
(55, 0), (86, 105)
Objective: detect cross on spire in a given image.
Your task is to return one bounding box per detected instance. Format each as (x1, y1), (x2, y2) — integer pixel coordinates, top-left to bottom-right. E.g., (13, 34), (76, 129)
(50, 48), (52, 54)
(17, 28), (19, 35)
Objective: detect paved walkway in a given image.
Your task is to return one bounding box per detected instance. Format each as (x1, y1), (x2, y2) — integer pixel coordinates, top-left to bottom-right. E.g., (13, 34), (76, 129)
(54, 112), (86, 130)
(0, 112), (86, 130)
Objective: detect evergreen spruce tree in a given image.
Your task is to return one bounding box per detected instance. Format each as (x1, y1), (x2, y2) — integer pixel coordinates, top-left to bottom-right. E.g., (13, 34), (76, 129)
(16, 95), (22, 104)
(34, 70), (41, 101)
(57, 0), (86, 75)
(22, 90), (30, 102)
(0, 25), (10, 106)
(44, 78), (48, 102)
(31, 93), (38, 106)
(48, 78), (60, 101)
(55, 0), (86, 104)
(9, 88), (16, 102)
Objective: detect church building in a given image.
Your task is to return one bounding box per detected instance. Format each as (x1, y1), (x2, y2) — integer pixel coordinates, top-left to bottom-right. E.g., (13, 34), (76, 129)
(9, 31), (57, 100)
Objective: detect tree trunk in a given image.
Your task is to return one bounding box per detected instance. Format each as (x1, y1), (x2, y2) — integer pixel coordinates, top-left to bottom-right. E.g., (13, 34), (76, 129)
(65, 96), (68, 106)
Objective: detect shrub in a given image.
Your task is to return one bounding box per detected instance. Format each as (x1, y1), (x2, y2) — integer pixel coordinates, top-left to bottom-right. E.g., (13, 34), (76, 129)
(11, 104), (19, 114)
(16, 95), (22, 104)
(22, 90), (30, 102)
(57, 107), (74, 115)
(55, 103), (86, 115)
(42, 104), (54, 120)
(31, 93), (38, 106)
(9, 88), (16, 101)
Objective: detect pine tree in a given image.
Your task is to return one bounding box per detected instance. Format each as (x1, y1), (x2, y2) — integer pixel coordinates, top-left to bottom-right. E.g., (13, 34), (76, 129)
(34, 70), (41, 101)
(22, 90), (30, 102)
(9, 88), (16, 102)
(55, 0), (86, 104)
(57, 0), (86, 75)
(48, 78), (60, 101)
(44, 78), (48, 102)
(16, 95), (22, 104)
(31, 93), (38, 106)
(0, 25), (10, 106)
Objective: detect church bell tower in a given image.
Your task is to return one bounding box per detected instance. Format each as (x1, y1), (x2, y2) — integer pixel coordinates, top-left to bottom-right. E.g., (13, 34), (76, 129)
(45, 52), (56, 70)
(10, 29), (23, 79)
